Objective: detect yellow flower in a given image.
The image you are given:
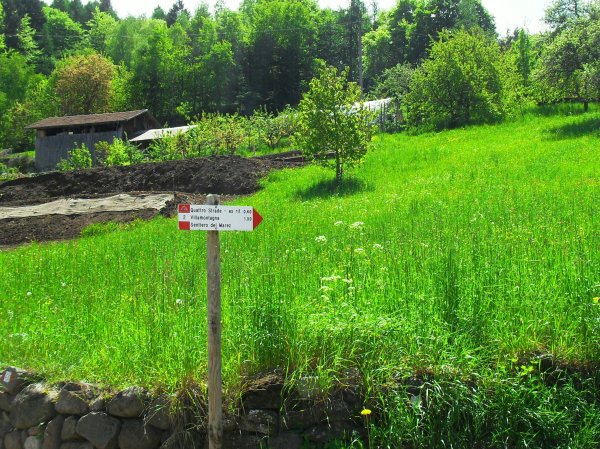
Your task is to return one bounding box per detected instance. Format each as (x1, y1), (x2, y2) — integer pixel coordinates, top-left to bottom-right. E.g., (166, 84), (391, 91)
(361, 408), (372, 416)
(593, 297), (600, 305)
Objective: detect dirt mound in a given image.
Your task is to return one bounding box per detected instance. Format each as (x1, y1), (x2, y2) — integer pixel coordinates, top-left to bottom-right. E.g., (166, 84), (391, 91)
(0, 155), (303, 247)
(0, 155), (300, 207)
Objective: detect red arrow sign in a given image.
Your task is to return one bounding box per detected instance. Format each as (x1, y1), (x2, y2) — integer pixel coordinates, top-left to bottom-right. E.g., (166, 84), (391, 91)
(253, 208), (263, 229)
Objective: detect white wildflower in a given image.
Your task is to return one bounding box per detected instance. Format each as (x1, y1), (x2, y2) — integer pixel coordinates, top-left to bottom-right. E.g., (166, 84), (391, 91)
(350, 221), (364, 230)
(354, 247), (365, 254)
(334, 221), (344, 226)
(26, 291), (32, 296)
(175, 299), (183, 305)
(372, 243), (384, 250)
(315, 235), (327, 243)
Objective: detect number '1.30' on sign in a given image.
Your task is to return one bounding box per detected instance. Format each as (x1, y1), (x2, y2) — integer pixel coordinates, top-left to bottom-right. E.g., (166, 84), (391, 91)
(178, 204), (263, 231)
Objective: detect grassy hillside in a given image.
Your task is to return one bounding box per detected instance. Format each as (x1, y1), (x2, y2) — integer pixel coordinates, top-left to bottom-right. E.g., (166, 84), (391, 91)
(1, 106), (599, 446)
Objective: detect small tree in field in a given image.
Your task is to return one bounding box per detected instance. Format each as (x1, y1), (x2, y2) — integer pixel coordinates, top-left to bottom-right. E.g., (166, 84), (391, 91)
(293, 63), (374, 185)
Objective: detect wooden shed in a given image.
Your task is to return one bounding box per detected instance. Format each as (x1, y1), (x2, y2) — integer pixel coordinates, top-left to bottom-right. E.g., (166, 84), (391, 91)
(26, 110), (160, 171)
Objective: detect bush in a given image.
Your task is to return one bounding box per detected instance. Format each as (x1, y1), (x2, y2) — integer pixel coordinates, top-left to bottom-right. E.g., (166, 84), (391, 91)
(96, 139), (145, 166)
(56, 143), (93, 171)
(406, 29), (518, 130)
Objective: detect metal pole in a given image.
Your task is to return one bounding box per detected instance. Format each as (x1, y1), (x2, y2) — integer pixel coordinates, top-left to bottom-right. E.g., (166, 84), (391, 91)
(206, 194), (222, 449)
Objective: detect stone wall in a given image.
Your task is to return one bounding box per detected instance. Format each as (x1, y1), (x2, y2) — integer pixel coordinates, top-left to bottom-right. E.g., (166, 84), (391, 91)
(0, 368), (365, 449)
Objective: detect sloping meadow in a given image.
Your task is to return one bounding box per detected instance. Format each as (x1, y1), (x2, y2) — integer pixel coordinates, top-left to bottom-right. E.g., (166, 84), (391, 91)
(1, 106), (599, 447)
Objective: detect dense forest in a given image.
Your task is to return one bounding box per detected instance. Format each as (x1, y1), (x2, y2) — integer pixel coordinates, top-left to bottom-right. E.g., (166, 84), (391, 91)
(0, 0), (599, 152)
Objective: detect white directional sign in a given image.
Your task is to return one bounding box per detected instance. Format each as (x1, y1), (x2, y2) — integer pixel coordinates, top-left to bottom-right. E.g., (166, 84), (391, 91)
(178, 204), (263, 231)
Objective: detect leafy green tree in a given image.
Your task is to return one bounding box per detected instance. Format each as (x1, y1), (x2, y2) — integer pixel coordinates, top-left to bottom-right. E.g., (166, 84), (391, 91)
(54, 52), (116, 115)
(545, 0), (590, 31)
(243, 0), (319, 112)
(17, 14), (41, 65)
(152, 6), (167, 21)
(0, 3), (6, 51)
(41, 6), (84, 63)
(85, 7), (117, 54)
(1, 0), (45, 50)
(371, 63), (414, 104)
(166, 0), (189, 27)
(294, 63), (374, 184)
(534, 16), (600, 111)
(406, 29), (512, 129)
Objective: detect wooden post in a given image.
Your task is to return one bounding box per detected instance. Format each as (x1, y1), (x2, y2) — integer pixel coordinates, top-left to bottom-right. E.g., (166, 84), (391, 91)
(206, 194), (222, 449)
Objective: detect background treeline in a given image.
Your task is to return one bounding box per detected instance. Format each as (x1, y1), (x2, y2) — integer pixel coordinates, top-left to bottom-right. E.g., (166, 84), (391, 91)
(1, 0), (599, 152)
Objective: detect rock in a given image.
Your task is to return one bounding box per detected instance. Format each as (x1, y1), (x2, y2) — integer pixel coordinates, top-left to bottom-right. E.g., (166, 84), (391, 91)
(42, 416), (64, 449)
(145, 396), (171, 431)
(58, 443), (92, 449)
(0, 418), (13, 438)
(268, 432), (303, 449)
(89, 398), (104, 413)
(221, 433), (263, 449)
(23, 437), (41, 449)
(304, 421), (355, 444)
(118, 420), (161, 449)
(106, 388), (147, 418)
(55, 388), (90, 417)
(0, 392), (14, 412)
(281, 406), (323, 431)
(75, 413), (120, 449)
(240, 410), (278, 435)
(0, 369), (33, 396)
(26, 427), (43, 438)
(242, 380), (283, 410)
(10, 385), (57, 429)
(4, 431), (22, 449)
(60, 417), (79, 442)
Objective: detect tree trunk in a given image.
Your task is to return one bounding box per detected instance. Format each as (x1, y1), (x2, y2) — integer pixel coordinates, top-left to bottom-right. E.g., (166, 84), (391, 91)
(584, 101), (589, 112)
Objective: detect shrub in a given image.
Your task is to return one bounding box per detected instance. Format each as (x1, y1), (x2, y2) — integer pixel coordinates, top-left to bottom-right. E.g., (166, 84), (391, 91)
(56, 143), (93, 171)
(406, 29), (517, 130)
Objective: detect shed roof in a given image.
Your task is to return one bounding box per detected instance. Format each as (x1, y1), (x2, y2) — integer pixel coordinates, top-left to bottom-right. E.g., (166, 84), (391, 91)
(130, 125), (197, 142)
(26, 110), (152, 130)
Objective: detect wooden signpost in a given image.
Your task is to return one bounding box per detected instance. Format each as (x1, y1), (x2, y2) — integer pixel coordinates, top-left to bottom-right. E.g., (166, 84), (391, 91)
(179, 195), (263, 449)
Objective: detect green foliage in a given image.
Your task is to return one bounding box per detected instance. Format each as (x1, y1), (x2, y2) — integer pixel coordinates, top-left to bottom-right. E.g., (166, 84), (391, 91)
(250, 106), (297, 150)
(53, 52), (116, 115)
(294, 63), (374, 184)
(17, 14), (41, 65)
(371, 63), (414, 104)
(0, 161), (20, 181)
(406, 29), (516, 130)
(534, 14), (600, 110)
(41, 6), (84, 63)
(95, 139), (144, 166)
(56, 143), (93, 171)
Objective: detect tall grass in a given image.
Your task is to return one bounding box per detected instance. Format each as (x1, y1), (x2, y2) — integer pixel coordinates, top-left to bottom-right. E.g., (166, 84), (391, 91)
(1, 107), (599, 419)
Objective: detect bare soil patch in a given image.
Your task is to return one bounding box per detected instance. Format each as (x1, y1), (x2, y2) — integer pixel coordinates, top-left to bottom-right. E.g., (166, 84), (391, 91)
(0, 155), (302, 247)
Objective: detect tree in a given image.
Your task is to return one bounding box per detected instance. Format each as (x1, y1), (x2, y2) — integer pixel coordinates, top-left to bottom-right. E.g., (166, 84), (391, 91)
(41, 6), (84, 63)
(17, 14), (41, 65)
(534, 17), (600, 111)
(545, 0), (590, 31)
(86, 7), (117, 54)
(293, 63), (374, 184)
(0, 3), (6, 51)
(371, 63), (414, 104)
(54, 53), (116, 115)
(406, 29), (512, 129)
(152, 6), (167, 21)
(166, 0), (188, 27)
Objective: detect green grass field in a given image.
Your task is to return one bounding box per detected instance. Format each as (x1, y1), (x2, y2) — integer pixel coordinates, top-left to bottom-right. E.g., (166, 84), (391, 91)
(1, 106), (599, 447)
